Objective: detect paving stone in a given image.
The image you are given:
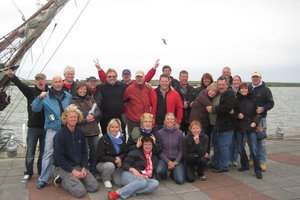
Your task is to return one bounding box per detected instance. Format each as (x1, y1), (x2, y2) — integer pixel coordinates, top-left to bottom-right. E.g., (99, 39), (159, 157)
(177, 191), (212, 200)
(263, 188), (300, 200)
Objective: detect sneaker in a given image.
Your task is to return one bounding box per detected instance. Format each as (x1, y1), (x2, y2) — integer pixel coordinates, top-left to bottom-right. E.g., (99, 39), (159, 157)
(54, 175), (62, 187)
(36, 181), (47, 189)
(104, 180), (112, 188)
(108, 191), (119, 200)
(260, 163), (267, 172)
(21, 174), (30, 183)
(249, 160), (254, 167)
(256, 173), (263, 179)
(199, 175), (207, 181)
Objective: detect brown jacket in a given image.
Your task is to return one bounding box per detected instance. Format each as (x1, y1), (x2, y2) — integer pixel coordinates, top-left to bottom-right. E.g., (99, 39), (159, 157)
(71, 95), (101, 136)
(189, 93), (212, 128)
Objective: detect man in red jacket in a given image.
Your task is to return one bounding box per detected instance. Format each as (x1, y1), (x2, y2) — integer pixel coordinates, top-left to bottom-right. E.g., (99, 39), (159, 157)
(123, 70), (152, 136)
(150, 74), (183, 132)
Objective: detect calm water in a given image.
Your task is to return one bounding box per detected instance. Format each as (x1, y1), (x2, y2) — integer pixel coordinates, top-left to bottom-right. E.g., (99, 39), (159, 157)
(0, 87), (299, 145)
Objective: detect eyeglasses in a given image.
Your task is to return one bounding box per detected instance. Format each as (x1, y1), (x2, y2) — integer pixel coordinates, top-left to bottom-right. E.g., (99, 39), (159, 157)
(107, 76), (116, 78)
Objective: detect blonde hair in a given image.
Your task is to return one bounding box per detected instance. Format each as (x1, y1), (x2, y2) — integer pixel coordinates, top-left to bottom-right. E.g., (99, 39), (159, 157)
(189, 120), (202, 131)
(106, 68), (118, 77)
(140, 113), (153, 124)
(107, 118), (122, 133)
(61, 104), (83, 125)
(164, 113), (176, 125)
(63, 65), (75, 75)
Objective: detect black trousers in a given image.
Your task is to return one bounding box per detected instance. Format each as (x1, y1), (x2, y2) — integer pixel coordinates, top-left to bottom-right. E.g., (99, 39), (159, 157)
(184, 157), (208, 182)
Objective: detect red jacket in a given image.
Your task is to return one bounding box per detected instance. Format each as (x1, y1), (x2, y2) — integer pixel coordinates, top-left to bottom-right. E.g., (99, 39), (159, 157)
(150, 88), (183, 124)
(98, 68), (156, 84)
(123, 83), (152, 122)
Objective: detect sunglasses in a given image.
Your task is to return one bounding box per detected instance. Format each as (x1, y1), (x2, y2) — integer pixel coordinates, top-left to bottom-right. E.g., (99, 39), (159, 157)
(107, 76), (116, 78)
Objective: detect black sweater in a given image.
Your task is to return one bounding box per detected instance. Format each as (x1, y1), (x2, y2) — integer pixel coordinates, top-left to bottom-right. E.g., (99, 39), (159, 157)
(11, 75), (48, 128)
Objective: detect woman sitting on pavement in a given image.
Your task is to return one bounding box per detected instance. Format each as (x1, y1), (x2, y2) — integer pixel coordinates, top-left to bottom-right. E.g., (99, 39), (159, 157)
(235, 82), (262, 179)
(183, 120), (209, 182)
(156, 113), (185, 184)
(127, 112), (162, 154)
(108, 136), (160, 200)
(70, 82), (101, 175)
(96, 118), (127, 188)
(53, 104), (99, 198)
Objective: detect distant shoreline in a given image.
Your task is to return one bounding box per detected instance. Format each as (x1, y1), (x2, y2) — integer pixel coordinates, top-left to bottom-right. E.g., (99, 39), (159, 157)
(17, 79), (300, 87)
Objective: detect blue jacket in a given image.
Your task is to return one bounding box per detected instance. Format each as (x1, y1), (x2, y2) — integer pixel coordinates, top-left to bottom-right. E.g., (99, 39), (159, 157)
(31, 89), (72, 131)
(53, 126), (88, 172)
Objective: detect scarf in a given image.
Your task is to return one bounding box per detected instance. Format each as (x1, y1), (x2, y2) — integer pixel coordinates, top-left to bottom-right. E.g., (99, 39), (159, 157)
(142, 151), (153, 178)
(140, 127), (153, 135)
(108, 132), (123, 154)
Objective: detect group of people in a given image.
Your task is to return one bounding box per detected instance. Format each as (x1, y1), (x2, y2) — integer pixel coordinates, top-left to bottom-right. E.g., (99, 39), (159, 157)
(5, 60), (274, 199)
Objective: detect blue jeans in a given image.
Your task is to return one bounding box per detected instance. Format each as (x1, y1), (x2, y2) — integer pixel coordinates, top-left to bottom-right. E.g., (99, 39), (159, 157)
(258, 118), (267, 163)
(217, 130), (234, 170)
(230, 131), (238, 163)
(118, 171), (159, 199)
(85, 135), (99, 172)
(25, 128), (45, 176)
(38, 129), (57, 183)
(236, 131), (261, 173)
(156, 159), (185, 184)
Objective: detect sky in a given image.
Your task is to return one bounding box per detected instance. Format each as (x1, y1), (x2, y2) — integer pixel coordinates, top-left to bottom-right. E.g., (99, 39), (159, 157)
(1, 0), (300, 83)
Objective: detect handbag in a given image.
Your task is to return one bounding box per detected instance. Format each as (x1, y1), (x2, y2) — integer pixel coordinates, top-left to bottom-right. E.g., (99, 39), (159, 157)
(256, 121), (267, 140)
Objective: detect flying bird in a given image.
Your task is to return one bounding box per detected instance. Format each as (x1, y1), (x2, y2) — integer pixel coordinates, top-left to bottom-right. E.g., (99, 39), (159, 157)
(162, 38), (167, 45)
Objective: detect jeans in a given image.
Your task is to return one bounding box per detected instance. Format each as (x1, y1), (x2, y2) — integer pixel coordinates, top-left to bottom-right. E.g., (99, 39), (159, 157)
(118, 171), (159, 199)
(257, 118), (267, 163)
(156, 159), (185, 184)
(217, 130), (234, 170)
(38, 129), (57, 183)
(85, 135), (99, 172)
(230, 131), (238, 163)
(25, 128), (45, 176)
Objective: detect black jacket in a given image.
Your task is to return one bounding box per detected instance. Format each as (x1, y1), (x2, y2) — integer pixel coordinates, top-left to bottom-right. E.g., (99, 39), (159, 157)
(215, 88), (237, 133)
(122, 148), (158, 176)
(249, 82), (274, 118)
(174, 83), (196, 123)
(182, 132), (208, 162)
(236, 93), (261, 133)
(11, 75), (48, 128)
(96, 134), (127, 167)
(63, 81), (77, 96)
(97, 81), (128, 120)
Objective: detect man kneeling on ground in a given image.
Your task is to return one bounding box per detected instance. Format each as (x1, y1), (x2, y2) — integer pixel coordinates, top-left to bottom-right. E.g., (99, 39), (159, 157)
(53, 104), (99, 198)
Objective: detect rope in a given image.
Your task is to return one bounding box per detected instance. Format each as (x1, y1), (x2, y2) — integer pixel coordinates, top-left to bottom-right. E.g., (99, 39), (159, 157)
(0, 0), (93, 128)
(40, 0), (92, 73)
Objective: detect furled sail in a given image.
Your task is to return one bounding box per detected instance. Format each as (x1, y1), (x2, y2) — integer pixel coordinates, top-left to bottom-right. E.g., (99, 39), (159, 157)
(0, 0), (70, 110)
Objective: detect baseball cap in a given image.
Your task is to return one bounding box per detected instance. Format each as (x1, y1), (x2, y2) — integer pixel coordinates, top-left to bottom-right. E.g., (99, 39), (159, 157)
(135, 70), (144, 77)
(86, 76), (97, 81)
(122, 69), (131, 75)
(35, 73), (46, 80)
(252, 71), (261, 77)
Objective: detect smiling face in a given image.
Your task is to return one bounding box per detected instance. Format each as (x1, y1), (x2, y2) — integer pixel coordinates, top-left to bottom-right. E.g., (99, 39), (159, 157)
(141, 119), (153, 130)
(251, 75), (261, 86)
(109, 122), (120, 137)
(202, 77), (211, 87)
(217, 79), (228, 94)
(190, 124), (201, 136)
(66, 111), (78, 128)
(159, 77), (170, 91)
(52, 76), (63, 91)
(232, 76), (241, 88)
(143, 141), (153, 153)
(164, 114), (176, 128)
(87, 80), (97, 90)
(239, 86), (249, 96)
(179, 73), (188, 86)
(64, 71), (75, 83)
(77, 85), (87, 97)
(107, 72), (117, 85)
